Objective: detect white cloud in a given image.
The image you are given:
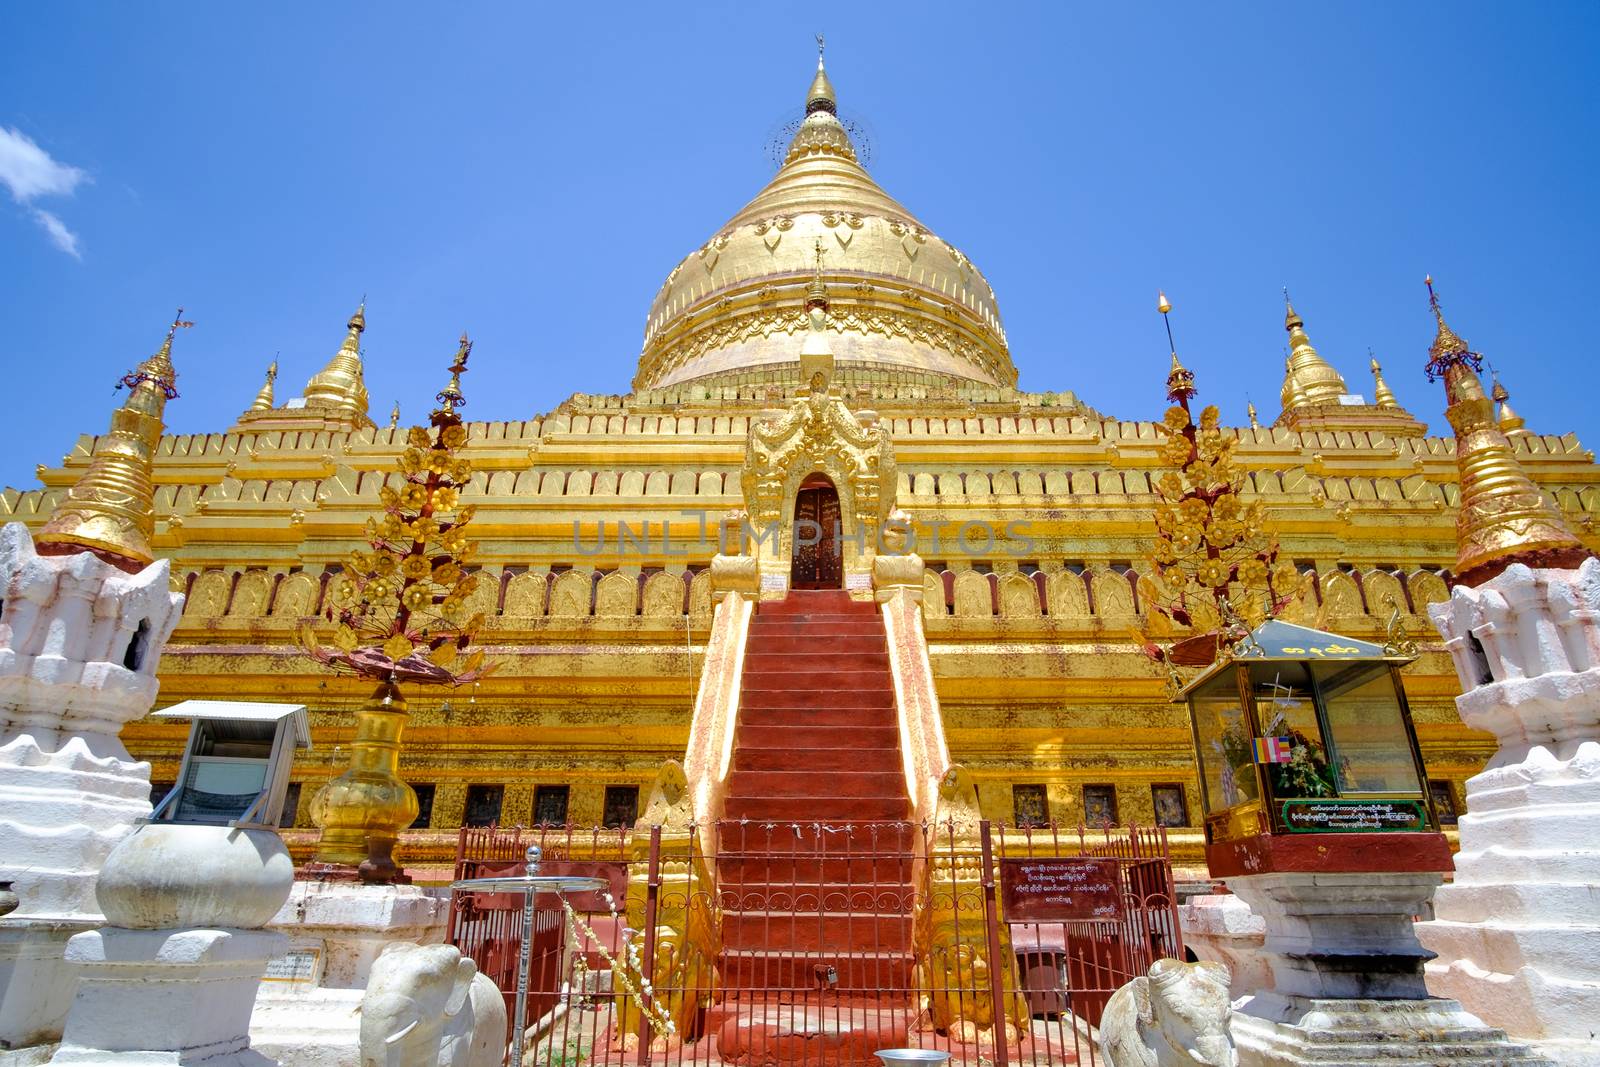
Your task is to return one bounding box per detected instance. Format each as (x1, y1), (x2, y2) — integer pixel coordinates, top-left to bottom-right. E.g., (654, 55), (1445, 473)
(0, 126), (88, 257)
(32, 208), (80, 258)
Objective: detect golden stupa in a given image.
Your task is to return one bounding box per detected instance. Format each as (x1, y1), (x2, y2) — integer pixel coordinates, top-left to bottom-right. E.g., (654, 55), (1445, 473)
(8, 53), (1599, 878)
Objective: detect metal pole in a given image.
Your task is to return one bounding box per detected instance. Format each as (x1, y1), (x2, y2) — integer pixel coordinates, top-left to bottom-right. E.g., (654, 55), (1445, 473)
(979, 822), (1011, 1067)
(512, 844), (542, 1067)
(637, 826), (662, 1065)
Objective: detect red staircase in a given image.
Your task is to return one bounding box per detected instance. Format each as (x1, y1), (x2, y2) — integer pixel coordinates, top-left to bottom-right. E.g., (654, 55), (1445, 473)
(711, 590), (917, 1063)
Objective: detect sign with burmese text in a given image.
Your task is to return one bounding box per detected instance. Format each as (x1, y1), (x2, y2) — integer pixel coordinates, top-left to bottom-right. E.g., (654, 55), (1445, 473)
(1280, 799), (1426, 833)
(1000, 858), (1124, 922)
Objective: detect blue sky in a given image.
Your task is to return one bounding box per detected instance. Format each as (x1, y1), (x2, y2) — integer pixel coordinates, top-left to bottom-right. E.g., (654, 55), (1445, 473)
(3, 3), (1598, 491)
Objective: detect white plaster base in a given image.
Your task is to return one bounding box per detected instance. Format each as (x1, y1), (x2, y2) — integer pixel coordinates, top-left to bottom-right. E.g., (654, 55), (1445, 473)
(1177, 893), (1269, 1001)
(1416, 739), (1600, 1066)
(1231, 995), (1549, 1065)
(0, 922), (90, 1053)
(248, 882), (450, 1067)
(1224, 872), (1442, 1001)
(48, 928), (284, 1067)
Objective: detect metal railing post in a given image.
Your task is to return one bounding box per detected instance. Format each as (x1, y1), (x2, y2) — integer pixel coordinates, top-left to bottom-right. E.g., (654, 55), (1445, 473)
(979, 821), (1011, 1067)
(637, 825), (662, 1065)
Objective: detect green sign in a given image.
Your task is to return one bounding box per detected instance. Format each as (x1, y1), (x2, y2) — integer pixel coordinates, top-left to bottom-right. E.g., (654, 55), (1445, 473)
(1280, 799), (1426, 833)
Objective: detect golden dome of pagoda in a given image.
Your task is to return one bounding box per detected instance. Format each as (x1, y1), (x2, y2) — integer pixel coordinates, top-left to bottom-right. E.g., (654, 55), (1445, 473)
(634, 50), (1014, 392)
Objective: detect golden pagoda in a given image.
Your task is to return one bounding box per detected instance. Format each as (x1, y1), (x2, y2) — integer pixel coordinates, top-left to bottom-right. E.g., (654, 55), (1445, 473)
(8, 53), (1600, 880)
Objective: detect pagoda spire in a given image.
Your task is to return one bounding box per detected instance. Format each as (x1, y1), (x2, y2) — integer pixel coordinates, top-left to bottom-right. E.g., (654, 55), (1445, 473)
(1424, 276), (1589, 585)
(1279, 293), (1347, 410)
(1490, 370), (1529, 436)
(807, 33), (836, 114)
(302, 300), (371, 424)
(36, 310), (187, 571)
(799, 239), (835, 389)
(250, 357), (278, 411)
(1370, 353), (1399, 410)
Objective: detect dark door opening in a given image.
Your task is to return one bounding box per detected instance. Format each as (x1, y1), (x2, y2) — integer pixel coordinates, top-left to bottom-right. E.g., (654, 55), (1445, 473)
(790, 475), (842, 590)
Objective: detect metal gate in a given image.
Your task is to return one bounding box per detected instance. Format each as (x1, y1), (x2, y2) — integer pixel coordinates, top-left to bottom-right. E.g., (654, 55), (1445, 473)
(451, 820), (1180, 1067)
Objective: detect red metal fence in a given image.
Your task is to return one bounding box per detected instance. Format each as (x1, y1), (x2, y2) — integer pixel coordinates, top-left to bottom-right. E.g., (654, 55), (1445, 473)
(450, 820), (1180, 1067)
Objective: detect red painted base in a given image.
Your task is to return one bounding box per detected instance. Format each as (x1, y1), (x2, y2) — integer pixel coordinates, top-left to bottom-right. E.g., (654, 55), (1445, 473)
(1205, 831), (1453, 880)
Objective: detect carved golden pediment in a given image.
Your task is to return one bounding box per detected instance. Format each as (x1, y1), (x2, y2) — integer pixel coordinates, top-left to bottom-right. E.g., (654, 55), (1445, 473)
(740, 387), (894, 532)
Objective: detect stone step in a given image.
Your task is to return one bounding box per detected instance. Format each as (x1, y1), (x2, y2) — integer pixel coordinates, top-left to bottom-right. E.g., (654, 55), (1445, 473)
(743, 650), (890, 671)
(738, 690), (895, 712)
(734, 746), (901, 771)
(716, 821), (923, 853)
(718, 949), (915, 991)
(720, 910), (914, 952)
(727, 770), (905, 798)
(736, 703), (902, 729)
(733, 724), (900, 750)
(744, 633), (887, 654)
(716, 855), (918, 885)
(747, 621), (886, 639)
(722, 795), (911, 822)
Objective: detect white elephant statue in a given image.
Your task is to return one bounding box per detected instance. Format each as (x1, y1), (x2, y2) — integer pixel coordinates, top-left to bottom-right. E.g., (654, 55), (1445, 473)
(359, 942), (507, 1067)
(1099, 958), (1236, 1067)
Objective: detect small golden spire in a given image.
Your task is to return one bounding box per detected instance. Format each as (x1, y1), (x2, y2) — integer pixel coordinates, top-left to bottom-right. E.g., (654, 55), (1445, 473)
(807, 33), (836, 114)
(1281, 290), (1348, 407)
(1247, 400), (1260, 429)
(799, 244), (835, 390)
(1369, 351), (1399, 410)
(1490, 370), (1528, 435)
(1158, 291), (1194, 402)
(388, 400), (401, 429)
(303, 300), (372, 425)
(806, 238), (829, 311)
(250, 357), (278, 411)
(433, 333), (471, 416)
(1423, 277), (1588, 584)
(36, 310), (188, 570)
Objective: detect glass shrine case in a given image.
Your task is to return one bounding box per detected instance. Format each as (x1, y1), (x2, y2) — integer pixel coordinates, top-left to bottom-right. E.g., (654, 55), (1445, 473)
(1175, 620), (1438, 846)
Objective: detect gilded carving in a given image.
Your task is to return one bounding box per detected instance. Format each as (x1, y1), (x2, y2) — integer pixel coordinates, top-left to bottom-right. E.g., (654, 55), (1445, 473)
(642, 572), (686, 617)
(595, 571), (639, 617)
(502, 572), (548, 617)
(549, 571), (592, 617)
(272, 573), (319, 617)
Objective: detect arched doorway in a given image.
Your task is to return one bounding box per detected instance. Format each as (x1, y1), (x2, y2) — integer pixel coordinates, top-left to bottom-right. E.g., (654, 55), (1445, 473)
(790, 473), (842, 589)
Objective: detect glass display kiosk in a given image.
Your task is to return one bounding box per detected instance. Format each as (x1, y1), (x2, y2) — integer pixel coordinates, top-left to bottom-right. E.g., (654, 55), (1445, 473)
(1173, 620), (1448, 875)
(149, 700), (311, 829)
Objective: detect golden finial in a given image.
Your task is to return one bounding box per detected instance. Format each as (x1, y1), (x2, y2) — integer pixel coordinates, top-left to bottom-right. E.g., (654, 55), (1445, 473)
(250, 356), (278, 411)
(388, 400), (401, 429)
(1424, 274), (1473, 375)
(805, 238), (829, 311)
(807, 33), (836, 114)
(1489, 368), (1528, 435)
(1369, 350), (1399, 410)
(1280, 291), (1347, 407)
(304, 300), (373, 426)
(1423, 277), (1589, 584)
(1247, 400), (1260, 429)
(1158, 290), (1194, 402)
(434, 332), (471, 416)
(36, 311), (188, 570)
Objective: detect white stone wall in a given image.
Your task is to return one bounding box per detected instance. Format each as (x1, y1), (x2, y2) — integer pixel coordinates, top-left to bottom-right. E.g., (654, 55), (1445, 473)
(1421, 560), (1600, 1065)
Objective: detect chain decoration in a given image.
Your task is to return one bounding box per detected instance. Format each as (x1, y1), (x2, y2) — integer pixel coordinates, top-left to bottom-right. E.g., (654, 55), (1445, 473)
(298, 334), (493, 686)
(559, 894), (677, 1040)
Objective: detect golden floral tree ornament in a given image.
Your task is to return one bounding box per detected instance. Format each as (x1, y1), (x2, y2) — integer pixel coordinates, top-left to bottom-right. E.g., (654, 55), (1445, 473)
(1138, 293), (1301, 668)
(303, 333), (494, 882)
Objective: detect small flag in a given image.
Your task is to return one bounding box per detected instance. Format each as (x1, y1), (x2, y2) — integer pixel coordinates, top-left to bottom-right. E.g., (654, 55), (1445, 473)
(1253, 736), (1294, 764)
